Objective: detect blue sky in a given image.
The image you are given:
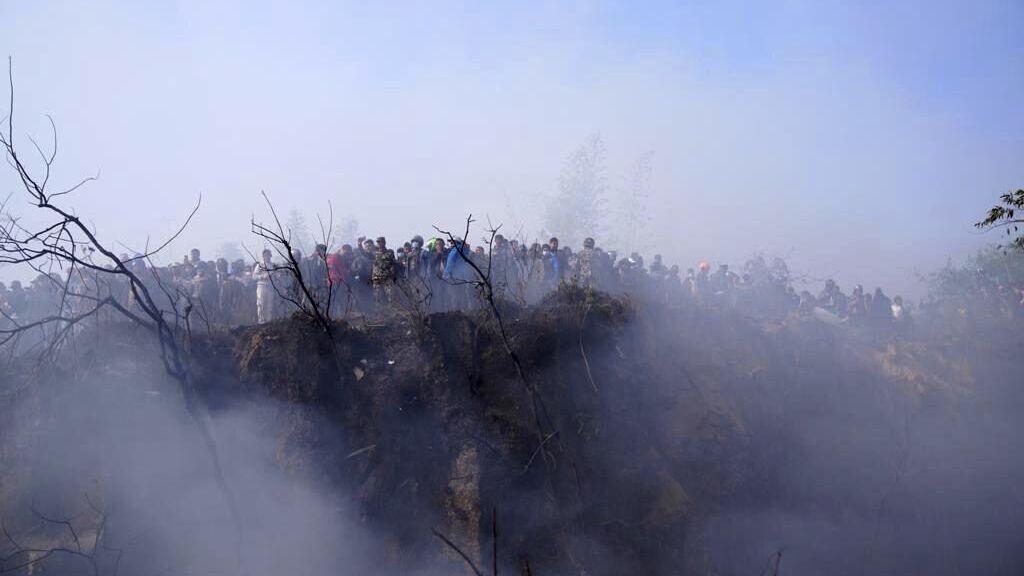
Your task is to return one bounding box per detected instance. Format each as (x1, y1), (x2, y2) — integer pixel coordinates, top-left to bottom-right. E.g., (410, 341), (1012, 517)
(2, 0), (1022, 296)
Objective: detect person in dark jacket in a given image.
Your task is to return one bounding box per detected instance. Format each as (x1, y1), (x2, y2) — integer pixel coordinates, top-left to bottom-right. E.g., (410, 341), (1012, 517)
(870, 287), (893, 328)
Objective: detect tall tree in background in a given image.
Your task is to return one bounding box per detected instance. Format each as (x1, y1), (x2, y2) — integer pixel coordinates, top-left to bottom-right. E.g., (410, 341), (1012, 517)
(331, 217), (360, 248)
(217, 241), (243, 262)
(977, 189), (1024, 250)
(285, 209), (312, 254)
(613, 151), (654, 255)
(545, 134), (608, 248)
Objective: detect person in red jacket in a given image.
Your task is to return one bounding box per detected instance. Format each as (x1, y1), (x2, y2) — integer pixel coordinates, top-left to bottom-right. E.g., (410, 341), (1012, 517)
(327, 248), (350, 317)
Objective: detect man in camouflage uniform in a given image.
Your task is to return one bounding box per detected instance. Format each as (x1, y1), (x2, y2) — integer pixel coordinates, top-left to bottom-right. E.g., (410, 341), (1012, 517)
(573, 237), (598, 289)
(371, 236), (397, 309)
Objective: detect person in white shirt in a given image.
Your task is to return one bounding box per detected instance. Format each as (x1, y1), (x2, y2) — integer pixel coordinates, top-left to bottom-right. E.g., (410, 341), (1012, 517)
(254, 249), (275, 324)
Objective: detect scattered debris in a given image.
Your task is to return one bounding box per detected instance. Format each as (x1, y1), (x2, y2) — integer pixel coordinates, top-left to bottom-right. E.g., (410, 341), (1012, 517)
(346, 444), (377, 459)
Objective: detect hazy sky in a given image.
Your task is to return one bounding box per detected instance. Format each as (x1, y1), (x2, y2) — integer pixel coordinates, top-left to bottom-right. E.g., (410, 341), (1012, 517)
(2, 0), (1022, 297)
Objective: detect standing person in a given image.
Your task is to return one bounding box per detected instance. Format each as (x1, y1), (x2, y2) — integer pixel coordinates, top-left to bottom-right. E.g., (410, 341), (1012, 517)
(352, 238), (375, 310)
(891, 295), (913, 335)
(817, 279), (848, 317)
(525, 243), (545, 301)
(489, 234), (511, 298)
(425, 238), (448, 311)
(513, 243), (530, 300)
(405, 237), (425, 279)
(548, 237), (564, 282)
(332, 244), (356, 316)
(683, 268), (697, 300)
(443, 238), (474, 310)
(620, 253), (646, 293)
(371, 236), (396, 310)
(540, 244), (557, 292)
(308, 243), (330, 311)
(184, 248), (202, 278)
(217, 259), (245, 326)
(0, 282), (9, 324)
(562, 247), (575, 284)
(234, 260), (257, 324)
(573, 237), (598, 289)
(191, 262), (220, 321)
(212, 258), (231, 324)
(254, 249), (275, 324)
(284, 248), (306, 314)
(395, 246), (408, 279)
(649, 254), (668, 280)
(871, 287), (893, 329)
(694, 261), (711, 301)
(326, 248), (345, 315)
(664, 265), (684, 303)
(847, 285), (867, 324)
(709, 264), (735, 295)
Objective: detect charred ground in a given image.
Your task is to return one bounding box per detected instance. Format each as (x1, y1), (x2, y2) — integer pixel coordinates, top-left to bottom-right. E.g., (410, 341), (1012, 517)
(1, 287), (1022, 575)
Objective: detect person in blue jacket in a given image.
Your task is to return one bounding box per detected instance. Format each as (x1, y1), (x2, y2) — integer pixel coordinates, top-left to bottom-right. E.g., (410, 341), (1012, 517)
(443, 239), (475, 282)
(548, 237), (565, 281)
(443, 239), (475, 309)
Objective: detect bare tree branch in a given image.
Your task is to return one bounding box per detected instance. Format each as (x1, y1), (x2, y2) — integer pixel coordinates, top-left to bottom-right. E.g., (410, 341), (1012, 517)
(431, 528), (484, 576)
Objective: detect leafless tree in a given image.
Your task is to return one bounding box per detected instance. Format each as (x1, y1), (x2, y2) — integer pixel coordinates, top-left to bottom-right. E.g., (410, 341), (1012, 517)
(392, 273), (434, 332)
(249, 191), (338, 333)
(0, 60), (242, 561)
(434, 216), (598, 573)
(432, 217), (561, 484)
(1, 494), (121, 576)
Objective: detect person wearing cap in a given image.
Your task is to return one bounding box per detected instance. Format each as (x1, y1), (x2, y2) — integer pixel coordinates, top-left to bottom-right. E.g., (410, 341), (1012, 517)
(573, 237), (598, 289)
(371, 236), (397, 309)
(405, 236), (425, 279)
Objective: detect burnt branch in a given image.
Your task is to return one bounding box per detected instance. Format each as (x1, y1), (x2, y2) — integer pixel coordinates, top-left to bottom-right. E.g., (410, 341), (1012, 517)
(431, 528), (484, 576)
(433, 215), (558, 446)
(0, 59), (242, 563)
(250, 191), (333, 333)
(0, 498), (115, 576)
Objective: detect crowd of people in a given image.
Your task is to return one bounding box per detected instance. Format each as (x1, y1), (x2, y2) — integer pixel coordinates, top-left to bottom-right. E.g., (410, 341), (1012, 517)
(1, 232), (1022, 338)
